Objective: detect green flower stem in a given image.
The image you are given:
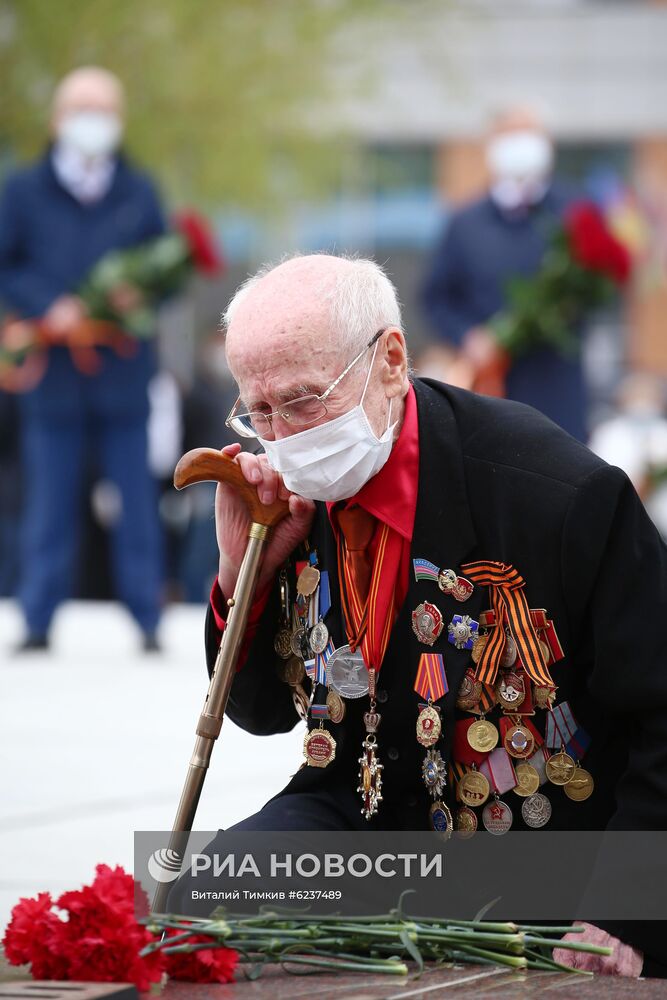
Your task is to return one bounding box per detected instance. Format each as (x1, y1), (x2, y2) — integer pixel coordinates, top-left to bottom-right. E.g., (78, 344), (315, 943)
(278, 954), (409, 975)
(523, 935), (612, 956)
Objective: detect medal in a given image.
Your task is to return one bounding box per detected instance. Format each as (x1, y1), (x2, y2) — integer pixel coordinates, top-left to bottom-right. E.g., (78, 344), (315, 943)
(416, 704), (442, 747)
(303, 726), (336, 767)
(326, 688), (346, 724)
(495, 670), (525, 711)
(357, 668), (383, 820)
(274, 627), (292, 660)
(297, 563), (320, 598)
(521, 792), (552, 828)
(563, 765), (594, 802)
(467, 717), (499, 753)
(278, 655), (306, 686)
(456, 668), (483, 711)
(455, 805), (478, 839)
(545, 748), (576, 785)
(327, 644), (369, 699)
(447, 614), (479, 651)
(290, 625), (309, 659)
(499, 631), (517, 668)
(412, 559), (474, 602)
(459, 768), (490, 807)
(292, 684), (310, 721)
(503, 721), (535, 759)
(482, 796), (513, 835)
(513, 762), (540, 797)
(471, 633), (488, 665)
(422, 748), (447, 796)
(429, 800), (453, 839)
(309, 620), (329, 655)
(411, 602), (444, 646)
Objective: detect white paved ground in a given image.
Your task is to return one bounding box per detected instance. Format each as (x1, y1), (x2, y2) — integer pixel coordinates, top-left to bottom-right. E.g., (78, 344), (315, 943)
(0, 599), (302, 930)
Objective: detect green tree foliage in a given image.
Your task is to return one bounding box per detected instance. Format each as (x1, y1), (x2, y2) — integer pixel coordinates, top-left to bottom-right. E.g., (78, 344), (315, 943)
(0, 0), (384, 208)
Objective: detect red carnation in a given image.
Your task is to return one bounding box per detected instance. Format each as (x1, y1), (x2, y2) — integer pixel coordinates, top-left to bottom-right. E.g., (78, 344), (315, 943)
(565, 201), (631, 284)
(164, 932), (238, 984)
(2, 892), (68, 980)
(174, 212), (224, 276)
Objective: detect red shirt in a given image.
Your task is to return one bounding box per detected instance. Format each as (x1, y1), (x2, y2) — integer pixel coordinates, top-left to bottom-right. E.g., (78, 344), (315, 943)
(210, 384), (420, 660)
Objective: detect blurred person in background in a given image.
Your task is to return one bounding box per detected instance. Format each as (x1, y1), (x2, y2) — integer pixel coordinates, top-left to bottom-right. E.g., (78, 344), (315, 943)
(589, 372), (667, 540)
(0, 390), (21, 597)
(421, 106), (587, 441)
(0, 66), (165, 653)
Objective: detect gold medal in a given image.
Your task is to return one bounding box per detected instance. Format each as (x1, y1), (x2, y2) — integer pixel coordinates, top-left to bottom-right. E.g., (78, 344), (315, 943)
(533, 685), (556, 710)
(274, 627), (293, 660)
(278, 655), (305, 686)
(471, 633), (488, 665)
(545, 748), (576, 786)
(539, 638), (552, 665)
(467, 718), (499, 753)
(459, 769), (490, 807)
(563, 766), (594, 801)
(513, 762), (540, 797)
(503, 722), (535, 759)
(454, 805), (478, 839)
(357, 737), (383, 819)
(290, 626), (307, 658)
(303, 726), (336, 767)
(495, 670), (525, 711)
(326, 689), (346, 724)
(416, 705), (442, 747)
(456, 668), (483, 711)
(292, 684), (309, 721)
(297, 563), (320, 597)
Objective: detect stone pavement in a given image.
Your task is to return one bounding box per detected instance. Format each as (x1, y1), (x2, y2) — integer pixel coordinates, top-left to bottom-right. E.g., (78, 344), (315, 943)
(0, 599), (302, 930)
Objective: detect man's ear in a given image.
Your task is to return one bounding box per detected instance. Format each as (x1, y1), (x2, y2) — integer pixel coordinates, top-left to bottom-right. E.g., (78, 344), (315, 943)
(383, 328), (409, 396)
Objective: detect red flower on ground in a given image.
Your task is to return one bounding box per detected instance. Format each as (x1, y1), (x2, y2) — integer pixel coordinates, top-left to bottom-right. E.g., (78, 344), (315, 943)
(174, 212), (224, 275)
(565, 201), (632, 284)
(164, 932), (238, 984)
(2, 866), (164, 993)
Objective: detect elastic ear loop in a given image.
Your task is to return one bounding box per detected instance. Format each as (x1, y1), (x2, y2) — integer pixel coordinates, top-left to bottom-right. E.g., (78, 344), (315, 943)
(359, 339), (393, 434)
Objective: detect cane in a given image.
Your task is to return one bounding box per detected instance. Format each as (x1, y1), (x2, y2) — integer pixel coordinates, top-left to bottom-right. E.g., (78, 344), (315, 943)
(151, 448), (290, 914)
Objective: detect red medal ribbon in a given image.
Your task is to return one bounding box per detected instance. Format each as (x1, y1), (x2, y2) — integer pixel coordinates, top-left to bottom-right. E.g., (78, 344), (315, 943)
(335, 516), (402, 676)
(414, 652), (449, 702)
(461, 561), (554, 687)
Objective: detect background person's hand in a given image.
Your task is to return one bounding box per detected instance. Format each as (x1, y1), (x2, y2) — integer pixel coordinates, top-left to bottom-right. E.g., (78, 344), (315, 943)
(215, 443), (315, 598)
(553, 922), (643, 977)
(108, 281), (143, 314)
(43, 295), (88, 340)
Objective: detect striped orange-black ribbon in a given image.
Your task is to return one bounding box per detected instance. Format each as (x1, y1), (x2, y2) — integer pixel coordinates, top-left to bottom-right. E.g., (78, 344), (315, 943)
(461, 560), (554, 687)
(335, 518), (402, 676)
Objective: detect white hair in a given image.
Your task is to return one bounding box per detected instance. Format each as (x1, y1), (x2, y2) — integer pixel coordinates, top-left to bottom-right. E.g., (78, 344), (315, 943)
(222, 253), (403, 358)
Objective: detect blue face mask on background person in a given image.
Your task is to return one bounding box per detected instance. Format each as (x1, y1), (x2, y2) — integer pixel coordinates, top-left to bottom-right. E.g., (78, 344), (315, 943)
(259, 343), (397, 502)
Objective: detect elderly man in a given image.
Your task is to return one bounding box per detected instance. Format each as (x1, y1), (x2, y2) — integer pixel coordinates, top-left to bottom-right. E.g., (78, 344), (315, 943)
(0, 67), (164, 651)
(421, 107), (587, 441)
(194, 253), (667, 977)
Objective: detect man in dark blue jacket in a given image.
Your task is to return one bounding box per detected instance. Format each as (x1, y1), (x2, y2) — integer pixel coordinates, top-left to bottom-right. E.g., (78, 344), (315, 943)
(421, 108), (587, 442)
(0, 66), (165, 651)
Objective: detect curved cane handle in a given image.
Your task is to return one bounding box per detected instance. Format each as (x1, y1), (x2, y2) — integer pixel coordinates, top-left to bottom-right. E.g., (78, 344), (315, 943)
(174, 447), (290, 528)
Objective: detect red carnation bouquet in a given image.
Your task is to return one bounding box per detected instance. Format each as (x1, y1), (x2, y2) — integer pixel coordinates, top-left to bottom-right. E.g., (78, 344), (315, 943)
(491, 200), (632, 359)
(0, 211), (224, 392)
(2, 864), (238, 992)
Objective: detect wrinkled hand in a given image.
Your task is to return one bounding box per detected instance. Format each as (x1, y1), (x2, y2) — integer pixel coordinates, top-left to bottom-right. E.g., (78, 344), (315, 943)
(553, 922), (643, 977)
(43, 295), (88, 340)
(215, 443), (315, 598)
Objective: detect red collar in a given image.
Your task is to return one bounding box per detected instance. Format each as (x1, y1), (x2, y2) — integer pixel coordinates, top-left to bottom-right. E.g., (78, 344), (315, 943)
(326, 384), (419, 540)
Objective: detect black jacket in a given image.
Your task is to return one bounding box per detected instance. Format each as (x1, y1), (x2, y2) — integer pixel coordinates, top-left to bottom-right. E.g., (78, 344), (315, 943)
(205, 378), (667, 966)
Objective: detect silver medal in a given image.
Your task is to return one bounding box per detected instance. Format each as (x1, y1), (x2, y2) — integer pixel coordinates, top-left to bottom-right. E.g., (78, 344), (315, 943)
(327, 644), (369, 699)
(309, 620), (329, 655)
(521, 792), (552, 828)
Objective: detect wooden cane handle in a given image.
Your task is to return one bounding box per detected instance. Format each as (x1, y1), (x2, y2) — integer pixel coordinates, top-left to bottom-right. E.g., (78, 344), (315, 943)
(173, 448), (290, 528)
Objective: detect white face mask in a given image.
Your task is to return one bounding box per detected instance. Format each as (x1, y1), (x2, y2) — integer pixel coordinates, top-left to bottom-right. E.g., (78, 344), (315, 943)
(259, 343), (397, 502)
(58, 111), (122, 158)
(486, 130), (553, 184)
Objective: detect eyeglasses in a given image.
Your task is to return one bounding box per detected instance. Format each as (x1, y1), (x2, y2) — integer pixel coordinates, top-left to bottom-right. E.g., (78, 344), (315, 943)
(225, 328), (385, 439)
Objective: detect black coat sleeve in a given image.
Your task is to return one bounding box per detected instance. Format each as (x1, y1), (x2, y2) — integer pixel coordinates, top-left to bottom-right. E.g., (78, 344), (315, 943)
(560, 463), (667, 964)
(204, 575), (308, 736)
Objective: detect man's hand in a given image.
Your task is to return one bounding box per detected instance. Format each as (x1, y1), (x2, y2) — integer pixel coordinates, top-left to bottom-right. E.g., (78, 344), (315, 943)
(553, 922), (643, 977)
(43, 295), (88, 340)
(215, 443), (315, 598)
